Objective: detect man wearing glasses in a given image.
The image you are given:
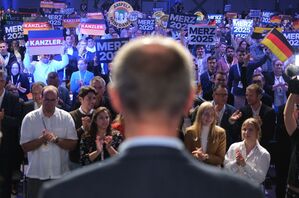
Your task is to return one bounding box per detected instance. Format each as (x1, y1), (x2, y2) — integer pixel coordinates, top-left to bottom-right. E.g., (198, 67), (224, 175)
(20, 85), (77, 198)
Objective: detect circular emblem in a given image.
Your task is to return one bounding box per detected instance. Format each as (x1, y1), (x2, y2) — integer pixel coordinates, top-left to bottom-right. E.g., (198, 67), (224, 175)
(108, 1), (133, 28)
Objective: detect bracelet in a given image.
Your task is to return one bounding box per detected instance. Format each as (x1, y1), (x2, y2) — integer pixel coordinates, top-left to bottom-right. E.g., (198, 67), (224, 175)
(53, 136), (59, 144)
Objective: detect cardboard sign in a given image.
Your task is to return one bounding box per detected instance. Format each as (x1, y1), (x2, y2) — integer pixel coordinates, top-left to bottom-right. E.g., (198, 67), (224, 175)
(96, 38), (129, 63)
(80, 19), (106, 36)
(23, 21), (52, 35)
(226, 12), (237, 19)
(62, 18), (80, 28)
(188, 25), (216, 45)
(40, 1), (54, 8)
(167, 13), (197, 31)
(283, 31), (299, 48)
(137, 19), (155, 32)
(4, 22), (24, 41)
(108, 1), (133, 29)
(28, 30), (64, 55)
(207, 14), (223, 25)
(249, 10), (261, 18)
(232, 19), (253, 38)
(86, 12), (104, 20)
(261, 11), (275, 24)
(224, 4), (231, 12)
(45, 14), (63, 27)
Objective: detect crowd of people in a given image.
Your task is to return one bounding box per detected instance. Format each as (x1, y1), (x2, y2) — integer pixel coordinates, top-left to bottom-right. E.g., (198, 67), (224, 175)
(0, 3), (298, 198)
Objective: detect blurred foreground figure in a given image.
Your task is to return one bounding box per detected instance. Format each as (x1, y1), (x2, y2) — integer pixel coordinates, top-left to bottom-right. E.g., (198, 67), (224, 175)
(39, 36), (263, 198)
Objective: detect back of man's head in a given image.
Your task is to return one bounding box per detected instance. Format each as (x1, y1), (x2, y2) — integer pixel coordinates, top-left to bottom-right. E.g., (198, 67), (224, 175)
(110, 36), (194, 117)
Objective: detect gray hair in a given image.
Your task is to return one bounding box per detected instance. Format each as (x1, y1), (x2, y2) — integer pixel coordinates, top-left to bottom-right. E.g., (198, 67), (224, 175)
(111, 36), (194, 116)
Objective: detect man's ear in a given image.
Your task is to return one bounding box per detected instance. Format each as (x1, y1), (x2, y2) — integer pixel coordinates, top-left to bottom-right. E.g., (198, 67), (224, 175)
(183, 86), (195, 117)
(108, 84), (122, 113)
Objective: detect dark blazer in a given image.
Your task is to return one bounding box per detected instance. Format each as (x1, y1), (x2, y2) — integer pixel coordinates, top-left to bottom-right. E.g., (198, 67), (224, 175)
(238, 103), (276, 150)
(39, 146), (263, 198)
(57, 86), (71, 112)
(0, 91), (22, 198)
(228, 55), (268, 96)
(220, 104), (239, 149)
(262, 71), (290, 99)
(200, 71), (214, 101)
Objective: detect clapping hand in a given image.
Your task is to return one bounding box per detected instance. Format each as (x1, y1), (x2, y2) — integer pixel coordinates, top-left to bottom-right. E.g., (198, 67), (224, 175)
(95, 136), (104, 153)
(229, 110), (242, 122)
(192, 147), (208, 161)
(236, 149), (246, 167)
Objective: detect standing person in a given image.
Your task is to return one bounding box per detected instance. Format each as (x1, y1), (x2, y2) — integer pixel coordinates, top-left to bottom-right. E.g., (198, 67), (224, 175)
(227, 47), (268, 109)
(80, 107), (123, 166)
(20, 85), (77, 198)
(0, 71), (22, 198)
(46, 72), (71, 112)
(283, 91), (299, 197)
(39, 36), (263, 198)
(0, 40), (17, 74)
(6, 61), (30, 101)
(70, 58), (94, 107)
(185, 102), (226, 166)
(23, 44), (69, 84)
(69, 86), (97, 170)
(224, 118), (271, 185)
(200, 56), (217, 101)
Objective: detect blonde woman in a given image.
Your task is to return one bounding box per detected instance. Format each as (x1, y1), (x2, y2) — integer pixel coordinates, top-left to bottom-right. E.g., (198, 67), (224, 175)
(185, 102), (226, 166)
(224, 118), (270, 185)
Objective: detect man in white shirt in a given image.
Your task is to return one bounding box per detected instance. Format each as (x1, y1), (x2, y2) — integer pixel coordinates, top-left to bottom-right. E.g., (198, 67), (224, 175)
(20, 85), (77, 198)
(23, 45), (69, 84)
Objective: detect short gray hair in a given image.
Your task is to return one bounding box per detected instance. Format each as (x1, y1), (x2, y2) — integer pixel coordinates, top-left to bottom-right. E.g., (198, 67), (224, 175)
(111, 36), (194, 116)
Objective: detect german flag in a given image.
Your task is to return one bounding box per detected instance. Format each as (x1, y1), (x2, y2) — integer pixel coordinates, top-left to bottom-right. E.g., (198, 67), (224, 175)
(270, 15), (281, 24)
(261, 28), (294, 62)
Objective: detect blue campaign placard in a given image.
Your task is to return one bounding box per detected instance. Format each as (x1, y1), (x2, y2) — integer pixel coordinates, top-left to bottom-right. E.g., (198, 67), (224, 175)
(283, 31), (299, 49)
(207, 14), (223, 25)
(232, 19), (253, 38)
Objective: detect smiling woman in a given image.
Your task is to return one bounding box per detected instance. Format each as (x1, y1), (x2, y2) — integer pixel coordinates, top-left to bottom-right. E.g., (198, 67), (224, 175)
(184, 101), (226, 166)
(224, 118), (270, 185)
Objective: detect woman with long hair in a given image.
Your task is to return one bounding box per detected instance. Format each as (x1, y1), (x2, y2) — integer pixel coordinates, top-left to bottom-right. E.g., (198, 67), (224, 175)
(224, 118), (270, 185)
(80, 107), (123, 166)
(185, 102), (226, 166)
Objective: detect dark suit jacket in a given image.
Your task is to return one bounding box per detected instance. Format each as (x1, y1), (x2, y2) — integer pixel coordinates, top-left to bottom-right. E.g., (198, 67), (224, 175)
(238, 103), (276, 150)
(228, 55), (268, 96)
(200, 71), (214, 101)
(220, 104), (239, 149)
(0, 91), (22, 162)
(58, 86), (71, 112)
(39, 145), (263, 198)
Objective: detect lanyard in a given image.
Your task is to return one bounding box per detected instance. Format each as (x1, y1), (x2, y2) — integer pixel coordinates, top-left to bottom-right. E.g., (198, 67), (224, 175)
(11, 75), (20, 85)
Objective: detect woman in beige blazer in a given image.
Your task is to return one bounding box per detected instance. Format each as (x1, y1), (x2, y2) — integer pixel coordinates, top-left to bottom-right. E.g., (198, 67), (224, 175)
(185, 101), (226, 166)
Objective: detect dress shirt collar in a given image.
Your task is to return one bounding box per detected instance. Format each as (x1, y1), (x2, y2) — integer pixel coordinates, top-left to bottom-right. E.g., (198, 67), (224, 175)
(79, 106), (94, 115)
(119, 136), (184, 152)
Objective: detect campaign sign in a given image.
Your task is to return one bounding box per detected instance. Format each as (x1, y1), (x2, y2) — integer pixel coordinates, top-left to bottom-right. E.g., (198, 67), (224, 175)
(23, 21), (52, 35)
(53, 2), (66, 9)
(4, 13), (32, 22)
(86, 12), (104, 20)
(40, 1), (54, 8)
(224, 4), (231, 12)
(167, 13), (197, 31)
(45, 14), (63, 27)
(188, 25), (216, 45)
(80, 19), (106, 36)
(232, 19), (253, 38)
(261, 11), (275, 24)
(108, 1), (133, 29)
(4, 22), (24, 41)
(63, 8), (75, 15)
(62, 18), (80, 28)
(28, 30), (64, 55)
(96, 38), (129, 63)
(207, 14), (223, 25)
(283, 31), (299, 48)
(249, 10), (261, 18)
(137, 19), (155, 32)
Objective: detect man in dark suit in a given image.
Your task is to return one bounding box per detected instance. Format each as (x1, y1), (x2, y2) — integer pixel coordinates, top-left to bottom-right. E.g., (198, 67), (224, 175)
(230, 84), (276, 153)
(39, 36), (263, 198)
(212, 84), (239, 150)
(0, 40), (17, 75)
(200, 55), (217, 101)
(0, 71), (22, 198)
